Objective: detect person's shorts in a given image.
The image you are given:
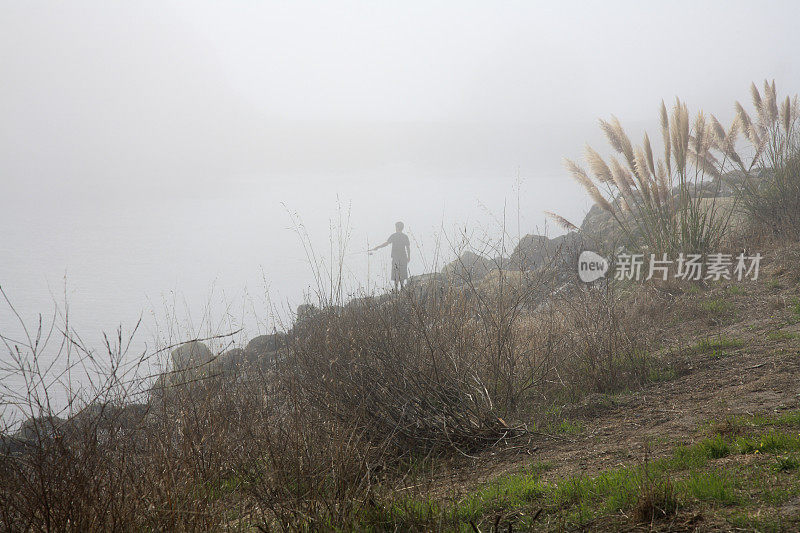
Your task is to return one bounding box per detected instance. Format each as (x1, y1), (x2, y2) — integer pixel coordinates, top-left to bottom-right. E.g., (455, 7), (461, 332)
(391, 259), (408, 281)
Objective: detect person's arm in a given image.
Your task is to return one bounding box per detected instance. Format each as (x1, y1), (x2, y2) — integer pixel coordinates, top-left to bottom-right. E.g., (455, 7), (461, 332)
(405, 239), (411, 262)
(371, 239), (390, 252)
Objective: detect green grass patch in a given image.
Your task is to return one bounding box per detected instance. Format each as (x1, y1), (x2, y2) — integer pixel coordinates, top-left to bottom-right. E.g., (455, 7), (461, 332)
(697, 434), (731, 459)
(726, 285), (747, 296)
(691, 336), (744, 358)
(726, 511), (785, 531)
(772, 455), (800, 472)
(555, 419), (584, 435)
(772, 410), (800, 427)
(700, 298), (737, 317)
(452, 466), (550, 525)
(360, 413), (800, 531)
(535, 417), (584, 435)
(736, 429), (800, 455)
(681, 470), (739, 505)
(719, 409), (800, 432)
(667, 443), (711, 470)
(647, 365), (679, 383)
(533, 404), (585, 435)
(767, 330), (799, 341)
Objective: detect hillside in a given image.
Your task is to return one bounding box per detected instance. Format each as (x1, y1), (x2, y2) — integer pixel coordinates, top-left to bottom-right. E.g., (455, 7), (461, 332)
(2, 80), (800, 532)
(383, 244), (800, 531)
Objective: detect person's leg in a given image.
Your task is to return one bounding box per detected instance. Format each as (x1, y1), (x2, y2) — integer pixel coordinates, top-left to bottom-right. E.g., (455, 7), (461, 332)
(399, 262), (408, 290)
(391, 260), (399, 291)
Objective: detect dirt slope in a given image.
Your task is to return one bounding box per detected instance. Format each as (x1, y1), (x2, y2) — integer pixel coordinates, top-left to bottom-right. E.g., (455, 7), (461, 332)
(432, 257), (800, 507)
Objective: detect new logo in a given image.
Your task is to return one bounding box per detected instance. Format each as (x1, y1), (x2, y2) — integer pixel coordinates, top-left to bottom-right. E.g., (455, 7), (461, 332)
(578, 251), (609, 282)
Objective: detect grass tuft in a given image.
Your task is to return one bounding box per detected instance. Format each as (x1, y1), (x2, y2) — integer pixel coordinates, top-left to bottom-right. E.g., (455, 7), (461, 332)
(698, 434), (731, 459)
(633, 477), (679, 523)
(699, 298), (737, 317)
(691, 335), (744, 358)
(773, 455), (800, 472)
(737, 429), (800, 455)
(682, 471), (739, 505)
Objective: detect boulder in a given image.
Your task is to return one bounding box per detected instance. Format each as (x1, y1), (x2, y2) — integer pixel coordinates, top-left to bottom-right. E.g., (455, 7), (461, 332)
(508, 234), (556, 271)
(68, 402), (148, 434)
(407, 272), (451, 299)
(296, 303), (318, 322)
(580, 204), (621, 248)
(13, 415), (65, 444)
(575, 170), (754, 249)
(441, 250), (498, 283)
(243, 333), (285, 368)
(170, 340), (213, 371)
(476, 268), (529, 295)
(0, 434), (28, 455)
(218, 348), (245, 374)
(245, 334), (283, 357)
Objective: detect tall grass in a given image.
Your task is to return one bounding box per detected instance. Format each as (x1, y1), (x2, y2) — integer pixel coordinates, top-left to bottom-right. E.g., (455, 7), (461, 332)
(558, 81), (798, 255)
(735, 81), (800, 239)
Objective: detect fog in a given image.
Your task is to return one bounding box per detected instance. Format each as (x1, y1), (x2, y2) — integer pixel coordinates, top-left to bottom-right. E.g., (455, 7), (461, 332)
(2, 1), (800, 372)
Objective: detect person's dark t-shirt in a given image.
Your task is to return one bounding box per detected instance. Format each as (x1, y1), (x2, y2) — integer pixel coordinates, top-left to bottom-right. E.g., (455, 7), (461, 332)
(387, 232), (410, 263)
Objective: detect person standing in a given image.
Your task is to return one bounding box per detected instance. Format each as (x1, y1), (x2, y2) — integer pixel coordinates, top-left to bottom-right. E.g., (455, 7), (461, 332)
(371, 221), (411, 290)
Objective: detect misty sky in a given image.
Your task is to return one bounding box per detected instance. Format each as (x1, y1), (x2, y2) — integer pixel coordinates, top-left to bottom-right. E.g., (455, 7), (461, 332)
(2, 1), (800, 353)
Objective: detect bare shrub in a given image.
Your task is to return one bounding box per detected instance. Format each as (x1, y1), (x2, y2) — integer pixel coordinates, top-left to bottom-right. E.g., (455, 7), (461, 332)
(284, 284), (542, 455)
(540, 279), (657, 404)
(0, 216), (663, 530)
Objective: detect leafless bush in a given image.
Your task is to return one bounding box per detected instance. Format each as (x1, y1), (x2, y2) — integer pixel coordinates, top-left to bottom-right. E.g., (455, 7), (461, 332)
(286, 291), (518, 455)
(0, 223), (658, 530)
(546, 280), (655, 400)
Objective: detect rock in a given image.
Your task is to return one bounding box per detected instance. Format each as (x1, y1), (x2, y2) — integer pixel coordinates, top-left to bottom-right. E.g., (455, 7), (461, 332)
(244, 333), (285, 368)
(441, 250), (498, 283)
(245, 334), (283, 357)
(508, 234), (557, 270)
(0, 434), (28, 455)
(218, 348), (245, 374)
(296, 303), (318, 322)
(698, 196), (749, 232)
(148, 373), (169, 404)
(476, 269), (528, 295)
(13, 415), (65, 444)
(409, 272), (448, 285)
(575, 170), (756, 249)
(170, 340), (213, 371)
(580, 204), (622, 249)
(208, 336), (285, 375)
(69, 402), (148, 434)
(115, 403), (148, 430)
(404, 272), (452, 302)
